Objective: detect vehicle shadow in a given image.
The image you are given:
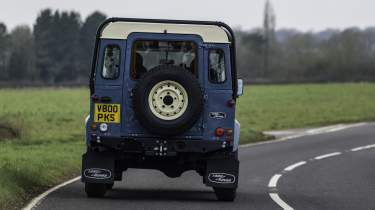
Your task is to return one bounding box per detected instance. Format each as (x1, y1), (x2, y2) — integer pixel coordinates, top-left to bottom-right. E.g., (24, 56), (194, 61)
(105, 188), (216, 202)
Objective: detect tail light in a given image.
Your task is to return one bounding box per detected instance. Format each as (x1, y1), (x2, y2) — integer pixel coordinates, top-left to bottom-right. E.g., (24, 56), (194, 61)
(227, 99), (236, 107)
(91, 122), (97, 131)
(215, 127), (225, 137)
(226, 129), (234, 144)
(91, 94), (99, 102)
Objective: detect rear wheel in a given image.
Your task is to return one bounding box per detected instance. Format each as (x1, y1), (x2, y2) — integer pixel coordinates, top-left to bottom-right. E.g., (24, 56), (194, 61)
(106, 183), (114, 190)
(85, 183), (107, 198)
(214, 187), (237, 201)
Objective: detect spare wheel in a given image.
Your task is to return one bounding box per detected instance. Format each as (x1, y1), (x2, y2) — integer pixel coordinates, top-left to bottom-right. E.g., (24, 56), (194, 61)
(133, 65), (203, 136)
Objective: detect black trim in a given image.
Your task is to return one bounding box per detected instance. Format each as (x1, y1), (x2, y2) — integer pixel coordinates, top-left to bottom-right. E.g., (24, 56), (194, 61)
(89, 135), (231, 154)
(90, 18), (238, 99)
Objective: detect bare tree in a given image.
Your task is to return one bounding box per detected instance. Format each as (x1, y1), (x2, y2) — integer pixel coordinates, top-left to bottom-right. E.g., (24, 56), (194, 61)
(263, 0), (276, 77)
(0, 23), (9, 80)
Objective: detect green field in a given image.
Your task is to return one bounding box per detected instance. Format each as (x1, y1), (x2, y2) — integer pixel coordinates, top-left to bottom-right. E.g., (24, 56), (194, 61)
(237, 83), (375, 143)
(1, 83), (375, 209)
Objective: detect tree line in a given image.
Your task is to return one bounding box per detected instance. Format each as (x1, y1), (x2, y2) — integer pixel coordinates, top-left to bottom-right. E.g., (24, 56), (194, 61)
(0, 9), (106, 84)
(237, 27), (375, 83)
(0, 8), (375, 85)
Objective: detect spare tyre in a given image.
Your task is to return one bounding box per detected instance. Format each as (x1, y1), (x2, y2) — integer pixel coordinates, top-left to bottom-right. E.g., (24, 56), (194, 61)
(133, 65), (203, 136)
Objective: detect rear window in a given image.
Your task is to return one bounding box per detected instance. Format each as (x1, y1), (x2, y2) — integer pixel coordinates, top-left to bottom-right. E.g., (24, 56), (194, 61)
(101, 45), (120, 79)
(131, 41), (197, 79)
(208, 49), (226, 83)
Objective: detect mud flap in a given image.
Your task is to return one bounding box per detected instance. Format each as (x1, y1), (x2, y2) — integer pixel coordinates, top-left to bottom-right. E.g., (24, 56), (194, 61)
(81, 150), (114, 184)
(205, 158), (239, 189)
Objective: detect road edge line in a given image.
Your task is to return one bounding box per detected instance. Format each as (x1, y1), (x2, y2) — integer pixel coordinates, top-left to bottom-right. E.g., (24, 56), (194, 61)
(240, 122), (368, 148)
(22, 176), (81, 210)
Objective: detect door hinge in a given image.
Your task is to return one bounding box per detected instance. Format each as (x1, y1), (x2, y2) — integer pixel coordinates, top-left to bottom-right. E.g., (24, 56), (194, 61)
(203, 94), (208, 101)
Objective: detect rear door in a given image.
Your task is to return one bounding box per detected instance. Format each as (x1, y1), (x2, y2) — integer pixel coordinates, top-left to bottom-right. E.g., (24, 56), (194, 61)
(92, 39), (126, 136)
(203, 44), (235, 141)
(121, 33), (205, 138)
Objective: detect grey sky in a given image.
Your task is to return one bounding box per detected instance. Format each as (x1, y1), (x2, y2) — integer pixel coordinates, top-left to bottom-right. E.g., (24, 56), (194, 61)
(0, 0), (374, 31)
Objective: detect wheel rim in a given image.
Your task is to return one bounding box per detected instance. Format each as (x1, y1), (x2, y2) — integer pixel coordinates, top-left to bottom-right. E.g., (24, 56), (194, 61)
(148, 80), (189, 120)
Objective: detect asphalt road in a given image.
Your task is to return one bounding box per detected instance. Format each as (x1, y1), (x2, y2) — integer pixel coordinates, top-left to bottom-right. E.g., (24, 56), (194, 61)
(34, 123), (375, 210)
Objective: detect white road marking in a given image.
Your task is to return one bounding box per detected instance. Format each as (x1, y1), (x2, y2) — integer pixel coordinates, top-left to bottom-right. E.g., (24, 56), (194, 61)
(351, 147), (365, 152)
(351, 144), (375, 152)
(241, 123), (368, 149)
(22, 176), (81, 210)
(268, 174), (282, 188)
(306, 125), (339, 134)
(307, 123), (367, 135)
(269, 193), (294, 210)
(284, 161), (307, 172)
(327, 126), (352, 133)
(314, 152), (342, 160)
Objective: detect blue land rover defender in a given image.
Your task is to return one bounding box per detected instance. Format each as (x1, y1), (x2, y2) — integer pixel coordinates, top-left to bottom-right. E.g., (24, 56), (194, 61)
(82, 18), (244, 201)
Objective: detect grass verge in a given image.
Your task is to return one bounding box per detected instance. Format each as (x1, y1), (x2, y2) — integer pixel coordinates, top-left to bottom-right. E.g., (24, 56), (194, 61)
(0, 88), (87, 209)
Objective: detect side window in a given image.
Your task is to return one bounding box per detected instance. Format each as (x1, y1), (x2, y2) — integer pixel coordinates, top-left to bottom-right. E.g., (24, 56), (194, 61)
(102, 45), (120, 79)
(208, 49), (226, 83)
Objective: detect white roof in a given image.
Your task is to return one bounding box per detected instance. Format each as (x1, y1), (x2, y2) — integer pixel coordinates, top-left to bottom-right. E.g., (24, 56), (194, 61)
(100, 21), (230, 43)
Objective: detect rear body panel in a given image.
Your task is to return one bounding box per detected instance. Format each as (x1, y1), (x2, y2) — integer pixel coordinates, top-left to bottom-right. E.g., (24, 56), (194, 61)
(89, 39), (126, 137)
(87, 34), (236, 144)
(203, 43), (235, 141)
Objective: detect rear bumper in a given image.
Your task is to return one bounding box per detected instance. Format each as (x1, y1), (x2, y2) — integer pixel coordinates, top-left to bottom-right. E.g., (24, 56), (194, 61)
(83, 135), (239, 188)
(81, 147), (239, 189)
(89, 134), (232, 156)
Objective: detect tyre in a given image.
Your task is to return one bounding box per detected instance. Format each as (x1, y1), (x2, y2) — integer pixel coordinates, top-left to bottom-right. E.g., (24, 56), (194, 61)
(106, 183), (114, 190)
(85, 182), (107, 198)
(232, 150), (239, 160)
(133, 65), (203, 136)
(213, 187), (237, 201)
